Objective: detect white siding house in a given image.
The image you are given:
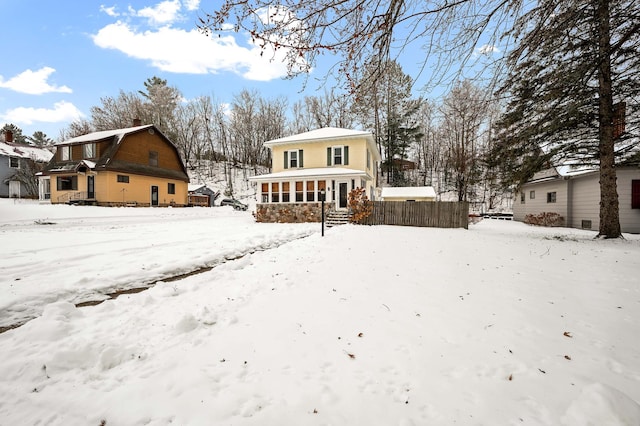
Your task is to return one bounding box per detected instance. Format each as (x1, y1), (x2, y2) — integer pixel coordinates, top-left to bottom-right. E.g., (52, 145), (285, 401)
(513, 166), (640, 234)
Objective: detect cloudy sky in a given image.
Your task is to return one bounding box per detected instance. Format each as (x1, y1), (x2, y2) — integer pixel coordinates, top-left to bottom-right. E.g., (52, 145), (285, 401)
(0, 0), (322, 139)
(0, 0), (502, 141)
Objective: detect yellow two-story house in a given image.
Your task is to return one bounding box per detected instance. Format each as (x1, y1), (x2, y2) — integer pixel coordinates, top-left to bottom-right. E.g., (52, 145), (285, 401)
(249, 127), (381, 222)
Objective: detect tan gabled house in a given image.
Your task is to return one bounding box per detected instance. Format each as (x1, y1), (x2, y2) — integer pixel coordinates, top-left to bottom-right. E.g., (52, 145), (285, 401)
(42, 124), (189, 207)
(249, 127), (381, 222)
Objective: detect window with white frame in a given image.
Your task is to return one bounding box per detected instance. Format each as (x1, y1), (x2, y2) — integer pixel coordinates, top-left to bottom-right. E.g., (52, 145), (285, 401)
(9, 157), (19, 168)
(60, 146), (71, 161)
(83, 143), (96, 159)
(282, 182), (290, 202)
(547, 191), (557, 203)
(284, 149), (303, 169)
(295, 181), (304, 202)
(327, 146), (349, 166)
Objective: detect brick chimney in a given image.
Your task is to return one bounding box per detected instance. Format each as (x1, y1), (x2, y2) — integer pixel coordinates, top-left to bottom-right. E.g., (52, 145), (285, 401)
(4, 130), (13, 143)
(133, 118), (142, 127)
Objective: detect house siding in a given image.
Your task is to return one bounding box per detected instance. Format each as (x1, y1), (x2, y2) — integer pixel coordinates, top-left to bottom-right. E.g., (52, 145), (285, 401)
(49, 171), (187, 206)
(0, 155), (17, 197)
(514, 167), (640, 234)
(618, 169), (640, 233)
(98, 171), (187, 206)
(112, 131), (185, 173)
(513, 179), (569, 224)
(569, 173), (600, 230)
(270, 137), (370, 173)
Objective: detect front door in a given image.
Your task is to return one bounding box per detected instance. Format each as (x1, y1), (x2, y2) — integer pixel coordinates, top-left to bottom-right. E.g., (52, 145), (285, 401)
(338, 182), (348, 209)
(87, 176), (95, 199)
(9, 181), (20, 198)
(151, 185), (159, 206)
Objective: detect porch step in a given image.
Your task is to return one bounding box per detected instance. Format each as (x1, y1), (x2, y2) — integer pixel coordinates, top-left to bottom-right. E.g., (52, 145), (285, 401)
(326, 210), (351, 227)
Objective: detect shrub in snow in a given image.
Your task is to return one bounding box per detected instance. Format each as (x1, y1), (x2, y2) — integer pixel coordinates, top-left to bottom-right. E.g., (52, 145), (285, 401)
(524, 212), (564, 227)
(348, 188), (373, 224)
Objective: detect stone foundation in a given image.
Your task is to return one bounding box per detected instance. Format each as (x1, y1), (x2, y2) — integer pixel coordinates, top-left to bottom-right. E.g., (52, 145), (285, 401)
(255, 202), (332, 223)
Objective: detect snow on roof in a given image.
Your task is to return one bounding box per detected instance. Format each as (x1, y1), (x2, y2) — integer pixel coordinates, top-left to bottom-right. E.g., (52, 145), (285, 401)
(55, 125), (153, 146)
(264, 127), (373, 146)
(188, 183), (207, 191)
(380, 186), (436, 199)
(0, 141), (53, 162)
(529, 166), (598, 184)
(556, 165), (597, 177)
(80, 160), (96, 169)
(249, 167), (367, 181)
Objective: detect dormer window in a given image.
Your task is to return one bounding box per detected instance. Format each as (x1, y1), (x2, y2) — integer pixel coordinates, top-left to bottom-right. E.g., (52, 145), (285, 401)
(83, 143), (96, 159)
(284, 149), (304, 169)
(60, 146), (71, 161)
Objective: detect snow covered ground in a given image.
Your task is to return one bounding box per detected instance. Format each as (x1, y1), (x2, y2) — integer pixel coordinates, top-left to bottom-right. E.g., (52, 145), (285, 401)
(1, 199), (639, 425)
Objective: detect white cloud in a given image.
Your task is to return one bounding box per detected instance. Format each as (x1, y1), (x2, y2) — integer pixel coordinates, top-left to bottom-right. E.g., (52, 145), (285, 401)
(182, 0), (200, 12)
(1, 101), (84, 125)
(475, 44), (500, 56)
(136, 0), (182, 25)
(0, 67), (72, 95)
(92, 21), (292, 81)
(99, 5), (120, 17)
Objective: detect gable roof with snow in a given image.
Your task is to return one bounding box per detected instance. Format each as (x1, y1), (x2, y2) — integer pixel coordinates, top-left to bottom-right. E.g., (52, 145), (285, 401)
(55, 125), (155, 146)
(0, 141), (53, 163)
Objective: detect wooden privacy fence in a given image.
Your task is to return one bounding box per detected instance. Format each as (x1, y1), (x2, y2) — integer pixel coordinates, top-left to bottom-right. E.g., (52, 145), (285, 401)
(361, 201), (469, 229)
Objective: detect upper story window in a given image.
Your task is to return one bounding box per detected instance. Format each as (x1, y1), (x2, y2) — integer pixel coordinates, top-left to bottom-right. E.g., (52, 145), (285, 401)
(284, 149), (303, 169)
(9, 157), (19, 168)
(530, 190), (535, 199)
(149, 150), (158, 167)
(547, 191), (557, 203)
(327, 145), (349, 166)
(60, 146), (71, 161)
(83, 143), (96, 159)
(367, 149), (371, 169)
(520, 192), (525, 203)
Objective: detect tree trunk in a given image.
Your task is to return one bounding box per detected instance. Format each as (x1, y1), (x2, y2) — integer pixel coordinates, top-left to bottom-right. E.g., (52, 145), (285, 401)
(596, 0), (621, 238)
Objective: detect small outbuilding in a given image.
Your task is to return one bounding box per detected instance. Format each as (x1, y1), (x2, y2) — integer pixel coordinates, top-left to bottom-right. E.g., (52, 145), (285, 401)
(188, 184), (219, 207)
(379, 186), (437, 202)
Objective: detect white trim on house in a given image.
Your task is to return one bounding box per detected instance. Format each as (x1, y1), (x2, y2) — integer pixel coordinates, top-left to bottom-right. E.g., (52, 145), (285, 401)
(249, 167), (367, 181)
(249, 168), (369, 210)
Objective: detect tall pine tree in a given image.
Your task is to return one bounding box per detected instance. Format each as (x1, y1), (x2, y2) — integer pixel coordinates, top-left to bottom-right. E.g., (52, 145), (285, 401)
(494, 0), (640, 238)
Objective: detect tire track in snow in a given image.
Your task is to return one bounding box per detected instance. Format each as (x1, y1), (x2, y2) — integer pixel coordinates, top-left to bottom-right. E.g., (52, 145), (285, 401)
(0, 231), (315, 334)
